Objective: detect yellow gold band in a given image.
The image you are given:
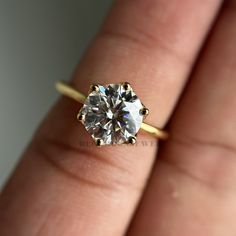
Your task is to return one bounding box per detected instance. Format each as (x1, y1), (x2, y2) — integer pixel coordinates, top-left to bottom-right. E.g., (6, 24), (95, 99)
(56, 81), (169, 140)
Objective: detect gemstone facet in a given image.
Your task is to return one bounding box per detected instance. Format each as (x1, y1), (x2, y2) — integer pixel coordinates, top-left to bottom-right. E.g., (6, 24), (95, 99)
(78, 83), (146, 145)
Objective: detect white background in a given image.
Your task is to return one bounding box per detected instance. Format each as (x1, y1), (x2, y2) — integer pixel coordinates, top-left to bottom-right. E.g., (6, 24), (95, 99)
(0, 0), (112, 189)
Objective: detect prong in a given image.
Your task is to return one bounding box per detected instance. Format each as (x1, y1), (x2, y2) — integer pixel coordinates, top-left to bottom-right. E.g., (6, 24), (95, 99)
(95, 138), (103, 146)
(128, 136), (137, 145)
(89, 84), (99, 93)
(77, 113), (85, 123)
(140, 107), (149, 116)
(122, 82), (132, 91)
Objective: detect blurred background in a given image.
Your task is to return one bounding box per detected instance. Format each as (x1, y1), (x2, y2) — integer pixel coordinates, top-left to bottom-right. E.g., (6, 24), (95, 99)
(0, 0), (112, 189)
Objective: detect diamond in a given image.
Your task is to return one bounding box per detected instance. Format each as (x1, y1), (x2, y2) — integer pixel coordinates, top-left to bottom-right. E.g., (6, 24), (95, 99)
(78, 83), (146, 145)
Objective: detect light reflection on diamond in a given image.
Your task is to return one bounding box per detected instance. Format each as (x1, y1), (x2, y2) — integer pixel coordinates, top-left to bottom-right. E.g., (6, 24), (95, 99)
(79, 83), (145, 145)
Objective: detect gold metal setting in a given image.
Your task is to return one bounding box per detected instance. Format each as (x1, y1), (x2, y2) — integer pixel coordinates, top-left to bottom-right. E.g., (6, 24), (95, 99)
(140, 107), (149, 116)
(95, 139), (103, 146)
(128, 136), (137, 145)
(77, 113), (85, 124)
(122, 82), (132, 91)
(56, 81), (169, 141)
(89, 84), (100, 93)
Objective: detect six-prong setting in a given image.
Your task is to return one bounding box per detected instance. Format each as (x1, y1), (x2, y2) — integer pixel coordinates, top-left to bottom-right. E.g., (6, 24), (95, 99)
(140, 107), (149, 116)
(89, 84), (100, 93)
(78, 82), (149, 146)
(128, 136), (137, 145)
(77, 113), (85, 124)
(95, 139), (104, 147)
(56, 80), (169, 142)
(122, 82), (132, 91)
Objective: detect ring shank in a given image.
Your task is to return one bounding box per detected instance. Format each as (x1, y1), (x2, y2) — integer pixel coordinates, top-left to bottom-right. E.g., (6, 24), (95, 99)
(56, 81), (169, 140)
(56, 81), (86, 103)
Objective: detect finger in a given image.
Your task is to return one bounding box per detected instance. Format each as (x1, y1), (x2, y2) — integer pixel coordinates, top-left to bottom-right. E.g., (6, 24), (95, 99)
(0, 1), (222, 236)
(128, 1), (236, 235)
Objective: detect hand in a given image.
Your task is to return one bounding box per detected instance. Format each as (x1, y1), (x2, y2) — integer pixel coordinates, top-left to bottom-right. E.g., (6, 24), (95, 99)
(0, 0), (235, 235)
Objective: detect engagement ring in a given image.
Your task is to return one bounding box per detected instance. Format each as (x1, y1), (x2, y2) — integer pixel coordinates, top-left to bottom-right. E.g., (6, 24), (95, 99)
(56, 81), (168, 146)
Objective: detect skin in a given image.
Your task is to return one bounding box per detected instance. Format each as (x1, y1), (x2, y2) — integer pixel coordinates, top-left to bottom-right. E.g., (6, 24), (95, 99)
(0, 0), (236, 235)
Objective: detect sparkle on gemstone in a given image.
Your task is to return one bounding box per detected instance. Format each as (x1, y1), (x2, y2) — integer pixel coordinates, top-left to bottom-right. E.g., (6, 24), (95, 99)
(78, 83), (146, 145)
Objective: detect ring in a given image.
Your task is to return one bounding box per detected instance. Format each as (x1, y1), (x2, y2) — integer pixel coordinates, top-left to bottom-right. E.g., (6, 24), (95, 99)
(56, 81), (169, 146)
